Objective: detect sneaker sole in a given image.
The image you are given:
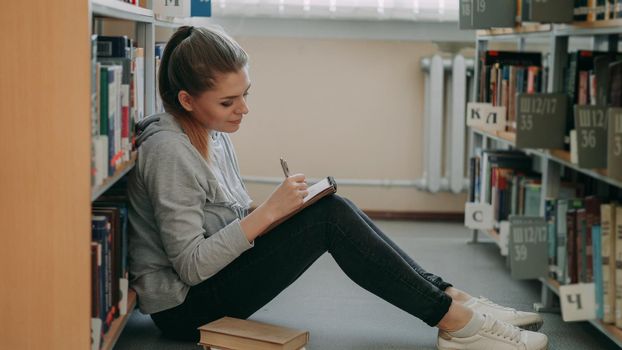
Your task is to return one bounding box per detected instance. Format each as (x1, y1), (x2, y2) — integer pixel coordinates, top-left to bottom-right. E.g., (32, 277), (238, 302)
(437, 343), (548, 350)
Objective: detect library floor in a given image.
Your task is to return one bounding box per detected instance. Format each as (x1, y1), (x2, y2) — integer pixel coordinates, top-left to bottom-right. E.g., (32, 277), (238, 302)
(116, 221), (620, 350)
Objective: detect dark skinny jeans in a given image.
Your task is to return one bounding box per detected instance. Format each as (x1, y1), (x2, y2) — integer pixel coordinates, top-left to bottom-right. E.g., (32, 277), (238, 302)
(150, 194), (453, 342)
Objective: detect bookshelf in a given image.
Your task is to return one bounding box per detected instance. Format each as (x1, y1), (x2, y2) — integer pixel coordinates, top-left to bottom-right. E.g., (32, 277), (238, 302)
(101, 289), (137, 350)
(0, 0), (93, 348)
(91, 154), (136, 202)
(471, 127), (622, 189)
(467, 18), (622, 347)
(87, 0), (163, 348)
(92, 0), (154, 23)
(540, 277), (622, 347)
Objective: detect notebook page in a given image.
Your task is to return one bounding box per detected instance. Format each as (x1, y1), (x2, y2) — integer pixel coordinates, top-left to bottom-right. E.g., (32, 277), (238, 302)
(303, 178), (331, 204)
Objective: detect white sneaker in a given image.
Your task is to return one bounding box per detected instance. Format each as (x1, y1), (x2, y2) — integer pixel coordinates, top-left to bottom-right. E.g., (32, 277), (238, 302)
(465, 297), (544, 331)
(437, 313), (548, 350)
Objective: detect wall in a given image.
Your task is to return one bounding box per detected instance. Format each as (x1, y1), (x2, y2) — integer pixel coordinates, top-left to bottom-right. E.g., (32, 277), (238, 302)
(154, 20), (475, 213)
(228, 35), (470, 212)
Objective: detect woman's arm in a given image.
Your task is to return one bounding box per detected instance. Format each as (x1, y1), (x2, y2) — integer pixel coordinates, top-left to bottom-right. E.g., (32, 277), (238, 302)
(240, 203), (276, 242)
(142, 137), (254, 286)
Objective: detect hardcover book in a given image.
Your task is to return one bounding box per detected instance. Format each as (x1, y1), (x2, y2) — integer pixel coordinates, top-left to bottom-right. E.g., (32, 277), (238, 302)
(198, 317), (309, 350)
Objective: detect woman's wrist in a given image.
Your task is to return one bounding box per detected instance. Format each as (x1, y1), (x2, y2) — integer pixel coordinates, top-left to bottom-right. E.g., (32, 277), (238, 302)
(240, 203), (277, 241)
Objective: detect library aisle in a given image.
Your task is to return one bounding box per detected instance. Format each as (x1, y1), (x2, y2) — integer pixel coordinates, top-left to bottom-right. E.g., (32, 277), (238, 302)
(116, 221), (619, 350)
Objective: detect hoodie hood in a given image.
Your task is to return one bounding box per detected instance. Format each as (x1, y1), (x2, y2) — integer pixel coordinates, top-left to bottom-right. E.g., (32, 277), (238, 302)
(135, 113), (184, 147)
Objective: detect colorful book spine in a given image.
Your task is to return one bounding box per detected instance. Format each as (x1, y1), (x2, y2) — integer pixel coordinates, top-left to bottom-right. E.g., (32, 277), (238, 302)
(546, 198), (558, 279)
(602, 203), (617, 323)
(594, 225), (604, 320)
(557, 199), (570, 283)
(615, 206), (622, 328)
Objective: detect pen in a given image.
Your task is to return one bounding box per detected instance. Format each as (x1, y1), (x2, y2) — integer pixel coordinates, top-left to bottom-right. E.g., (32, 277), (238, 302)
(280, 157), (290, 178)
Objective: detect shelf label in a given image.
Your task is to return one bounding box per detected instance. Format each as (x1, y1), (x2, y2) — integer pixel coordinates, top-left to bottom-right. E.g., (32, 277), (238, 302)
(522, 0), (573, 23)
(516, 93), (567, 149)
(574, 105), (608, 169)
(560, 283), (597, 322)
(154, 0), (190, 18)
(465, 202), (494, 230)
(509, 216), (548, 280)
(466, 102), (507, 132)
(459, 0), (516, 29)
(608, 108), (622, 181)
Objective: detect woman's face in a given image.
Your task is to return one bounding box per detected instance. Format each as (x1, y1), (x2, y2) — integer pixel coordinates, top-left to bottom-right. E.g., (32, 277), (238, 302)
(183, 67), (251, 133)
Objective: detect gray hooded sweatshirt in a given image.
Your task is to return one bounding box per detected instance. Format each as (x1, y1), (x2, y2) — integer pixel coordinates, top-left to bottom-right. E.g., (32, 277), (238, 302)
(127, 112), (254, 314)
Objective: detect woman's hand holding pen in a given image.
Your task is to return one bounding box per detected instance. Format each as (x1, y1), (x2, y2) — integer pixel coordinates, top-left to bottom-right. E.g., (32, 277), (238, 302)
(263, 173), (309, 222)
(239, 159), (308, 242)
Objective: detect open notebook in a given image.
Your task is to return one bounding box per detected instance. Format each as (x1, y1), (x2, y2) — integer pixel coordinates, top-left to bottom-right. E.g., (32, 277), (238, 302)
(259, 176), (337, 236)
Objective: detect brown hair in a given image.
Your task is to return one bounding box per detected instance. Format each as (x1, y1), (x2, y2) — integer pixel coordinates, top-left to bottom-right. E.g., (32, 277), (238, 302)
(158, 25), (248, 159)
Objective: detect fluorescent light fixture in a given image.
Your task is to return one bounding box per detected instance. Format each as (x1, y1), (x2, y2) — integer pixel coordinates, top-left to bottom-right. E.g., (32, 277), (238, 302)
(210, 0), (459, 21)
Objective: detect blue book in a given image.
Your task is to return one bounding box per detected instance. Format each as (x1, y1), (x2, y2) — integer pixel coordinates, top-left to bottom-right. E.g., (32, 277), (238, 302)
(191, 0), (211, 16)
(91, 216), (109, 333)
(593, 225), (604, 320)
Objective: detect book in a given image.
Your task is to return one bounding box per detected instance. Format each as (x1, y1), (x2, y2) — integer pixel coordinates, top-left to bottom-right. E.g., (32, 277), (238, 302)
(610, 61), (622, 107)
(546, 198), (558, 279)
(568, 208), (580, 284)
(567, 199), (585, 284)
(480, 150), (532, 205)
(585, 196), (602, 283)
(260, 177), (337, 236)
(594, 225), (604, 320)
(91, 215), (110, 334)
(576, 208), (588, 282)
(557, 199), (570, 283)
(198, 317), (309, 350)
(575, 0), (589, 21)
(615, 206), (622, 327)
(603, 203), (617, 323)
(523, 182), (542, 217)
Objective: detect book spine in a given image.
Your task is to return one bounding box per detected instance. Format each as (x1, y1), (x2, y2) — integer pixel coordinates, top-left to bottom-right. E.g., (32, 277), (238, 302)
(107, 68), (116, 177)
(594, 225), (604, 320)
(603, 203), (616, 323)
(577, 209), (588, 283)
(615, 206), (622, 327)
(568, 209), (579, 284)
(546, 199), (558, 279)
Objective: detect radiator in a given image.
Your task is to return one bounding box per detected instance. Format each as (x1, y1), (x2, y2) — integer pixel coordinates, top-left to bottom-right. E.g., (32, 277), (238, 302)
(419, 54), (474, 193)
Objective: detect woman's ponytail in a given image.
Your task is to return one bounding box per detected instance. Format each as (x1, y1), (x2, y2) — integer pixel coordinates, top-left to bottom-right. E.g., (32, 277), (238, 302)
(156, 25), (248, 160)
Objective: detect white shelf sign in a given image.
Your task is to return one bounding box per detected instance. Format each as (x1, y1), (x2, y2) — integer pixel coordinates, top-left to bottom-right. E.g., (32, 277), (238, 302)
(560, 283), (597, 322)
(464, 202), (494, 230)
(466, 102), (507, 132)
(154, 0), (190, 18)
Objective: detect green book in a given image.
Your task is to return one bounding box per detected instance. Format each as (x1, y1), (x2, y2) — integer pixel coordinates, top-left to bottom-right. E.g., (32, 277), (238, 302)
(524, 182), (542, 217)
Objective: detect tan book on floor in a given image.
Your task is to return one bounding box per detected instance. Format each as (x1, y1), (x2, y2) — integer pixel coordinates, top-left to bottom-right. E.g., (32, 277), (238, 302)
(198, 317), (309, 350)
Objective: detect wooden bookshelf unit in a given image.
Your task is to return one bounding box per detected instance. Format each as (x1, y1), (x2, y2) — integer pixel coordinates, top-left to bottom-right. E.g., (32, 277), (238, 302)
(101, 289), (137, 350)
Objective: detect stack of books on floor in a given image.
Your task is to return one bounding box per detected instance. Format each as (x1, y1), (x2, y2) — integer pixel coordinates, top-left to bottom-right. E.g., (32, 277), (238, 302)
(198, 317), (309, 350)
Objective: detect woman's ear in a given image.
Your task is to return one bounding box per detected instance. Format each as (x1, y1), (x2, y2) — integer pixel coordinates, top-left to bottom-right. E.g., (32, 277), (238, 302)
(178, 90), (194, 112)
